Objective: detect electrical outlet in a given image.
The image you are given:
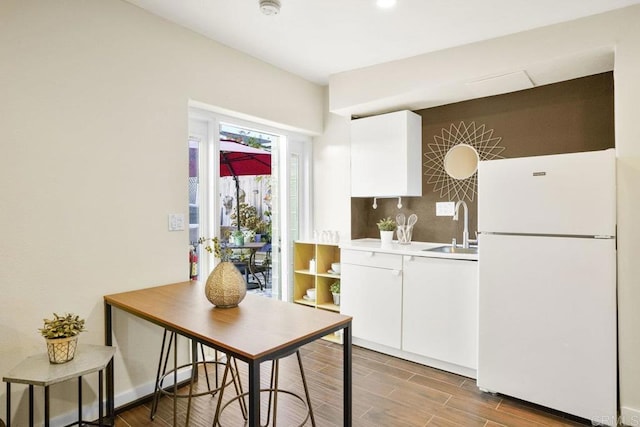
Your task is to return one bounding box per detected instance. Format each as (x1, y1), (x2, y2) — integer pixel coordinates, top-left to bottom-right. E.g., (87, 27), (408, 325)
(436, 202), (455, 217)
(168, 213), (185, 231)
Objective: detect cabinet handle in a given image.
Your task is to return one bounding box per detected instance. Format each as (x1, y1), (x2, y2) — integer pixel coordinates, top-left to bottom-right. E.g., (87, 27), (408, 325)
(391, 269), (401, 277)
(406, 256), (414, 262)
(366, 252), (374, 257)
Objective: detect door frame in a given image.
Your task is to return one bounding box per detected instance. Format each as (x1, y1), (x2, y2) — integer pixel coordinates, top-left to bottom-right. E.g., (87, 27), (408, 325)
(188, 104), (312, 301)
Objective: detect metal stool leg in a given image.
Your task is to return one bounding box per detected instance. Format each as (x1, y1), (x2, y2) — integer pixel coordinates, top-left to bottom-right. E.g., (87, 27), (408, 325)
(212, 356), (247, 426)
(153, 330), (218, 425)
(264, 359), (278, 425)
(296, 351), (316, 426)
(215, 351), (314, 427)
(185, 340), (198, 426)
(271, 360), (280, 426)
(150, 329), (173, 419)
(149, 330), (241, 427)
(231, 357), (247, 419)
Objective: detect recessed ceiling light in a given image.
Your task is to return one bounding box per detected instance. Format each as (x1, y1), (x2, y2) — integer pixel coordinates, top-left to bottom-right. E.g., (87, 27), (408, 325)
(376, 0), (397, 9)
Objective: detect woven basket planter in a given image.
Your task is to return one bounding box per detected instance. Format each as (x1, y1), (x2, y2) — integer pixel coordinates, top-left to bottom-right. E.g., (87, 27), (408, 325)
(46, 335), (78, 364)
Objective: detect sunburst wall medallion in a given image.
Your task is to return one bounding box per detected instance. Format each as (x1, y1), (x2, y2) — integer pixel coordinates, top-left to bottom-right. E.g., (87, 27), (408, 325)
(424, 121), (505, 202)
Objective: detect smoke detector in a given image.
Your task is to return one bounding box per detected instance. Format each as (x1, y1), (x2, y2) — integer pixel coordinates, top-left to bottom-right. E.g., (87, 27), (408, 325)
(260, 0), (281, 15)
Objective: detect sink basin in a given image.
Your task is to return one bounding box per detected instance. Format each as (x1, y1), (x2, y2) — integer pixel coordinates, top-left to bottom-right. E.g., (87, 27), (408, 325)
(422, 245), (478, 255)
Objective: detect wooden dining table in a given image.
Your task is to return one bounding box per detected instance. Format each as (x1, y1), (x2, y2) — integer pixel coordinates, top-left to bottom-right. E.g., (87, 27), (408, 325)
(103, 281), (353, 426)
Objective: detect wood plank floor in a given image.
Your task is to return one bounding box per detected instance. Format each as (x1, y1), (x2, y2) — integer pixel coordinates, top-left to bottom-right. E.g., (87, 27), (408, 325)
(114, 340), (590, 426)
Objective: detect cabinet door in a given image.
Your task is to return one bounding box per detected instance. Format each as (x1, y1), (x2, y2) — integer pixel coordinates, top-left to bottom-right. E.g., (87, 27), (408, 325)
(341, 263), (402, 349)
(402, 256), (478, 369)
(350, 110), (422, 197)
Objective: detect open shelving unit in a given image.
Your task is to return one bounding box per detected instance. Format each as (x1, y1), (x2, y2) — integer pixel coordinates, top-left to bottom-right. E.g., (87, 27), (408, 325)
(293, 241), (342, 344)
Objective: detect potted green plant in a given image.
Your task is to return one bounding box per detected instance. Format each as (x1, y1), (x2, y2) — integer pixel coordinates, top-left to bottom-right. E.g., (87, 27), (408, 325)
(231, 229), (245, 246)
(258, 210), (272, 242)
(376, 217), (396, 245)
(330, 280), (341, 306)
(39, 313), (86, 364)
(254, 216), (271, 242)
(232, 203), (273, 242)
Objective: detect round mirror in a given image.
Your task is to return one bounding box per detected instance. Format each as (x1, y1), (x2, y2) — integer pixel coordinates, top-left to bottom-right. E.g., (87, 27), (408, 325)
(443, 144), (479, 180)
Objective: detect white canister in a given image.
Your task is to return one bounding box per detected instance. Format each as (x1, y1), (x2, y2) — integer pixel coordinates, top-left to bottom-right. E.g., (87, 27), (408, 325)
(309, 258), (316, 273)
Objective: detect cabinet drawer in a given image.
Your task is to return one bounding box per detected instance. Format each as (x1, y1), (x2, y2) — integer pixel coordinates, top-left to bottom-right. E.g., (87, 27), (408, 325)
(341, 249), (402, 270)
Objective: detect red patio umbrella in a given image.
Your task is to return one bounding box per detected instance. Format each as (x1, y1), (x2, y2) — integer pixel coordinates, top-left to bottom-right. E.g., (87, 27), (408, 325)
(220, 140), (271, 230)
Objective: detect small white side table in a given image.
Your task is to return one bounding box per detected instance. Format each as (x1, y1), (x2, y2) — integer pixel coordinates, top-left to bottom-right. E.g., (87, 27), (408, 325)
(3, 344), (116, 427)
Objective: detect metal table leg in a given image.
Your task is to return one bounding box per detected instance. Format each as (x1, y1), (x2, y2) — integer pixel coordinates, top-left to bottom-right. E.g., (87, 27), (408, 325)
(173, 334), (177, 427)
(248, 361), (261, 427)
(44, 385), (49, 427)
(6, 382), (10, 427)
(344, 324), (352, 426)
(28, 385), (34, 427)
(99, 369), (104, 427)
(78, 376), (82, 424)
(104, 302), (114, 424)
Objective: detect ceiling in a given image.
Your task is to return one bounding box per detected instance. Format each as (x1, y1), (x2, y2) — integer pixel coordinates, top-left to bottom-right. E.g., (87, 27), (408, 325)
(123, 0), (640, 85)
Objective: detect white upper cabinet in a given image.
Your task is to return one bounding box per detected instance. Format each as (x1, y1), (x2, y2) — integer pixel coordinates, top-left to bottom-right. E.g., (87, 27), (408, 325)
(350, 110), (422, 197)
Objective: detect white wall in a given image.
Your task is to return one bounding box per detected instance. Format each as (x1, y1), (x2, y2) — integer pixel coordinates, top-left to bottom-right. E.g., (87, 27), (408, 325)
(312, 89), (352, 241)
(612, 14), (640, 425)
(0, 0), (322, 424)
(327, 5), (640, 423)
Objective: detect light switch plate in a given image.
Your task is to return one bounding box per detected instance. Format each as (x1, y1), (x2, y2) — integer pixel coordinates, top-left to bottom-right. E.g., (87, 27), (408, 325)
(436, 202), (455, 217)
(168, 213), (185, 231)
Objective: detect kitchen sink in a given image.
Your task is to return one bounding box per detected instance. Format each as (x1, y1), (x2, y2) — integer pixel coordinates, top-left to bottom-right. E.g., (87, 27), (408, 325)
(422, 245), (478, 255)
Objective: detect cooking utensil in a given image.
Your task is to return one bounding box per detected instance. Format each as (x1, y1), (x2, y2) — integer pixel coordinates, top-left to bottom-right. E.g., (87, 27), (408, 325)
(404, 214), (418, 243)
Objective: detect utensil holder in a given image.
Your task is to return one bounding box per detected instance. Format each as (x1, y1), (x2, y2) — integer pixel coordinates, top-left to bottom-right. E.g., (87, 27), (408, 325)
(397, 224), (414, 244)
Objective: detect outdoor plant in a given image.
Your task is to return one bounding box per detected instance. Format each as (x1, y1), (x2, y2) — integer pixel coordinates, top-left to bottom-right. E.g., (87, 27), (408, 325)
(39, 313), (86, 339)
(377, 217), (396, 231)
(231, 202), (273, 239)
(255, 210), (272, 241)
(330, 280), (341, 295)
(231, 203), (260, 230)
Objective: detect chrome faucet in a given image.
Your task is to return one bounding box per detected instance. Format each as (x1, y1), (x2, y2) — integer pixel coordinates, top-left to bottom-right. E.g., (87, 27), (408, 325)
(453, 200), (470, 248)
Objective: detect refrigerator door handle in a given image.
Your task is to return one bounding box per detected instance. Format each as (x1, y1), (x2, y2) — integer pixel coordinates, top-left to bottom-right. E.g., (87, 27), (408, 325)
(480, 231), (614, 239)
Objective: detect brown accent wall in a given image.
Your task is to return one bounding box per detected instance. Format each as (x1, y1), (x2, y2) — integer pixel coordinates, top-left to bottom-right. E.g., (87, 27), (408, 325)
(351, 72), (615, 243)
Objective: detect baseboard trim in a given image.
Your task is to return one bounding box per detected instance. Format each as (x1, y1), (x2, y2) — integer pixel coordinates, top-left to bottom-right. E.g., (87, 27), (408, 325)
(115, 371), (191, 415)
(46, 368), (193, 426)
(352, 337), (477, 379)
(620, 406), (640, 426)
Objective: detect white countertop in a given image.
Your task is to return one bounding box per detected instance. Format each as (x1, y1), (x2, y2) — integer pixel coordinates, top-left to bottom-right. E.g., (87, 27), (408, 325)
(339, 238), (479, 261)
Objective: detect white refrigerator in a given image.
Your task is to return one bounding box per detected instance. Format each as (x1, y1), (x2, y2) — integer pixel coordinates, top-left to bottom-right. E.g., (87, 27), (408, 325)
(477, 149), (617, 426)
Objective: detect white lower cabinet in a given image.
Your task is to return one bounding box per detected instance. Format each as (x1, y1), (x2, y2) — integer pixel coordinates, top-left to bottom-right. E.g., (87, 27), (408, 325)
(402, 255), (478, 370)
(340, 250), (403, 349)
